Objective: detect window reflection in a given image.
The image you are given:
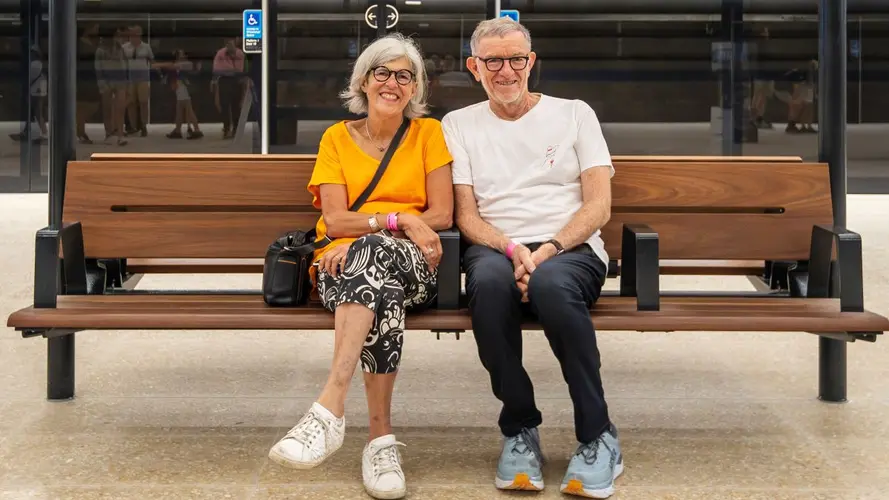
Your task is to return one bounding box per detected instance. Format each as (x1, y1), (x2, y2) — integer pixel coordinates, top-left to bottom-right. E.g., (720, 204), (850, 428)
(0, 3), (886, 194)
(73, 15), (257, 160)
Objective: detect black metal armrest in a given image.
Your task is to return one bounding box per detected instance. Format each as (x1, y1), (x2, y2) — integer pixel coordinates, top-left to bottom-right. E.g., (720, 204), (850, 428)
(807, 224), (863, 312)
(34, 227), (61, 308)
(437, 227), (461, 310)
(59, 222), (91, 295)
(619, 224), (660, 311)
(33, 222), (94, 308)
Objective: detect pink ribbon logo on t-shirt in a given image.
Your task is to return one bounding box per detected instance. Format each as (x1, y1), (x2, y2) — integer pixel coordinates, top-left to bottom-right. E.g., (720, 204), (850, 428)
(544, 145), (558, 168)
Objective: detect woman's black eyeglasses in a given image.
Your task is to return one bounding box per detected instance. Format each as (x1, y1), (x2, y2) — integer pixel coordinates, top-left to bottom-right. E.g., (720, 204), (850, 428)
(477, 56), (530, 72)
(370, 66), (415, 85)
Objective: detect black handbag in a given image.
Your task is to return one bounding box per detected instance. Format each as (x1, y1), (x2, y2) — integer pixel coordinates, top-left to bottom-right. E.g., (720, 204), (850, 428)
(262, 117), (411, 307)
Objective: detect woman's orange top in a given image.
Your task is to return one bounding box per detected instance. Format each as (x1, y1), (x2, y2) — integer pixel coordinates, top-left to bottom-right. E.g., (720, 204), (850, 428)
(306, 117), (454, 280)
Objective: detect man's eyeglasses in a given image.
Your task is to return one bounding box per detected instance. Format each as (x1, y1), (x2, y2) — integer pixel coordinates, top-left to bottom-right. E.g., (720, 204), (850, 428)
(370, 66), (415, 85)
(476, 56), (530, 72)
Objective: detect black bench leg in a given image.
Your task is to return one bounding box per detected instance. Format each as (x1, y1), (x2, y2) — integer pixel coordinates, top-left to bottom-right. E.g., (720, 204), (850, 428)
(47, 333), (75, 401)
(819, 337), (847, 403)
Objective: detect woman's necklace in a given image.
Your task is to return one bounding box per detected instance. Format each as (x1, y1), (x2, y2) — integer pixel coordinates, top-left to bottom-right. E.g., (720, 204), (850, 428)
(364, 120), (389, 152)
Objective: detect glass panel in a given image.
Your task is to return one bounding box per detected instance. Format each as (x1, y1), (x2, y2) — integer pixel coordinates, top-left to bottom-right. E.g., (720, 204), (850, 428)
(854, 13), (889, 193)
(741, 17), (819, 160)
(389, 1), (488, 119)
(75, 8), (257, 159)
(275, 7), (372, 152)
(519, 15), (722, 156)
(0, 1), (47, 192)
(273, 1), (488, 153)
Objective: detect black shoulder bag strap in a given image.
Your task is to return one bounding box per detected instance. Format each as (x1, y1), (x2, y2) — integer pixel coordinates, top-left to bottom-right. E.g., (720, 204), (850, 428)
(313, 117), (410, 249)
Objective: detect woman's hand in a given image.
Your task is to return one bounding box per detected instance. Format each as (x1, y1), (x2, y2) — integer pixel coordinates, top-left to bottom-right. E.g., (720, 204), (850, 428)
(399, 213), (442, 271)
(318, 243), (350, 278)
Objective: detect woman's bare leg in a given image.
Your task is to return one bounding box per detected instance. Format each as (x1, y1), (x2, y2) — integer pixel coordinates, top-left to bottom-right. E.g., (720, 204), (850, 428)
(364, 372), (397, 441)
(316, 303), (376, 417)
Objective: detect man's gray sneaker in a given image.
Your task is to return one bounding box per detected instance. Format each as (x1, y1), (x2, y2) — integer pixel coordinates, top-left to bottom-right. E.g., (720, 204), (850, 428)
(494, 427), (545, 491)
(560, 424), (623, 498)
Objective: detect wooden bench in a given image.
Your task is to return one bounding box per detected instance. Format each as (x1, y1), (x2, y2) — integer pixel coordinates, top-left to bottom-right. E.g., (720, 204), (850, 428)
(89, 153), (801, 281)
(7, 157), (888, 403)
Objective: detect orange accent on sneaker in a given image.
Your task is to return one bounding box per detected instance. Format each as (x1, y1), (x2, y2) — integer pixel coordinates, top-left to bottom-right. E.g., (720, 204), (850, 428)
(509, 473), (539, 490)
(563, 479), (587, 496)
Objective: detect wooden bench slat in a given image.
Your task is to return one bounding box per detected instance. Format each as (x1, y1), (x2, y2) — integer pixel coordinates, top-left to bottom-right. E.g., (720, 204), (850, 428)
(123, 258), (765, 276)
(611, 155), (803, 162)
(77, 213), (319, 259)
(8, 296), (889, 333)
(89, 153), (804, 163)
(65, 160), (317, 209)
(612, 162), (829, 209)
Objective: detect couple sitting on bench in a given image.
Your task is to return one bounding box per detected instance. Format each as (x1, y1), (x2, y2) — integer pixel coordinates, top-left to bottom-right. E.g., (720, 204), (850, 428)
(267, 18), (621, 500)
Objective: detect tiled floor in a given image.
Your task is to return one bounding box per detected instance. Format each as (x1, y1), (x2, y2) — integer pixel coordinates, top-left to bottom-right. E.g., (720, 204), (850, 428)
(1, 193), (888, 499)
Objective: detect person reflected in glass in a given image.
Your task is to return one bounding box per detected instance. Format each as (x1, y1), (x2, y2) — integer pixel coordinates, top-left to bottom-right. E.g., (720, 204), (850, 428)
(267, 33), (454, 500)
(76, 23), (101, 145)
(154, 49), (203, 140)
(211, 37), (245, 139)
(786, 59), (818, 134)
(9, 44), (47, 144)
(96, 27), (129, 146)
(122, 25), (153, 138)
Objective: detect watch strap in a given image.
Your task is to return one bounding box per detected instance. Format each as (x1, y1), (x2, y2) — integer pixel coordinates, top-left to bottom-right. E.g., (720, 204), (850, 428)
(544, 238), (565, 254)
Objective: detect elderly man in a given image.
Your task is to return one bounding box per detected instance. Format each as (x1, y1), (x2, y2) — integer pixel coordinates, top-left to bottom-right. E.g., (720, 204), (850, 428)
(441, 18), (622, 498)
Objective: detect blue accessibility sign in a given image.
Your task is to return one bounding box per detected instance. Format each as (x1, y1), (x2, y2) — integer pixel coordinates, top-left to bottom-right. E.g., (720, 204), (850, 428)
(243, 9), (262, 53)
(499, 9), (519, 22)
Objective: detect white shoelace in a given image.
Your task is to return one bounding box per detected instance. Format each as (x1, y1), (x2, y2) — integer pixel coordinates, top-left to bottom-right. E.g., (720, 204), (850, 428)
(283, 410), (336, 458)
(370, 441), (406, 476)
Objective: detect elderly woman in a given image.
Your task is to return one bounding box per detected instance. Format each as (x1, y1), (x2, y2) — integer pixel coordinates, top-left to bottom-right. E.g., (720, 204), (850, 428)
(267, 34), (454, 499)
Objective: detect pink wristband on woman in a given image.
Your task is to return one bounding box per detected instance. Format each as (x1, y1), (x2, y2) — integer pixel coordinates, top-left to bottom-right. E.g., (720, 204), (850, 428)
(386, 212), (399, 231)
(505, 242), (517, 259)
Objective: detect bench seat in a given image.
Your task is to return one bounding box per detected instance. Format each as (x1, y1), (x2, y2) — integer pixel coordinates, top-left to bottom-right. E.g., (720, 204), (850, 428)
(9, 295), (889, 333)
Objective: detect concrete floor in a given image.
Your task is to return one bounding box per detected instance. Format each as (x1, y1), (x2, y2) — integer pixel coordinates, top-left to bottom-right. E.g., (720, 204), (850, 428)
(1, 193), (889, 499)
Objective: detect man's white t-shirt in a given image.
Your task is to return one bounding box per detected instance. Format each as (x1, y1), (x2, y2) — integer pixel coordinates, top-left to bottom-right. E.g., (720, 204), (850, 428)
(441, 94), (614, 266)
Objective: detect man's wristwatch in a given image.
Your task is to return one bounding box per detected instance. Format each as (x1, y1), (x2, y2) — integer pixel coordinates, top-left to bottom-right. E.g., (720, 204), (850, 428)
(543, 238), (565, 255)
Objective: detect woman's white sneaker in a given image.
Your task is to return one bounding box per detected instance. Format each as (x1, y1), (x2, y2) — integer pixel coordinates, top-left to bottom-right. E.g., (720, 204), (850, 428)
(268, 402), (345, 469)
(362, 434), (407, 499)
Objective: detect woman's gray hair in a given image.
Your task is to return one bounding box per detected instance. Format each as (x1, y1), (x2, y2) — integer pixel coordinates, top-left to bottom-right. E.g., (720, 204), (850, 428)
(470, 17), (532, 55)
(340, 33), (429, 118)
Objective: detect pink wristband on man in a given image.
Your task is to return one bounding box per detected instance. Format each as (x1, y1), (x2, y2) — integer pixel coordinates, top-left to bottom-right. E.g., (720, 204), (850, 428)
(505, 241), (517, 259)
(386, 212), (399, 231)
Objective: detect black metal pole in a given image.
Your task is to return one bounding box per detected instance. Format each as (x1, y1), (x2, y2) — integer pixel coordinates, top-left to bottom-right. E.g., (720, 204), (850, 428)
(248, 0), (262, 153)
(819, 0), (847, 227)
(48, 0), (75, 228)
(817, 0), (848, 404)
(720, 0), (743, 155)
(47, 335), (75, 400)
(46, 0), (77, 401)
(267, 0), (278, 150)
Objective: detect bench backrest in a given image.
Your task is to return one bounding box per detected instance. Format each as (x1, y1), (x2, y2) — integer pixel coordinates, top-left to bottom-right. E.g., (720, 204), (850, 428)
(64, 158), (831, 261)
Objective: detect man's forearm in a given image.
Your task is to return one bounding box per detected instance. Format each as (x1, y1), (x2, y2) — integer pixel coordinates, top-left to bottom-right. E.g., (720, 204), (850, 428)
(456, 213), (512, 254)
(553, 200), (611, 250)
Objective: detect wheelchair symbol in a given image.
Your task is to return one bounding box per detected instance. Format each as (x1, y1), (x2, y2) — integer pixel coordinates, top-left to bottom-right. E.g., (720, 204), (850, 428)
(247, 14), (258, 26)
